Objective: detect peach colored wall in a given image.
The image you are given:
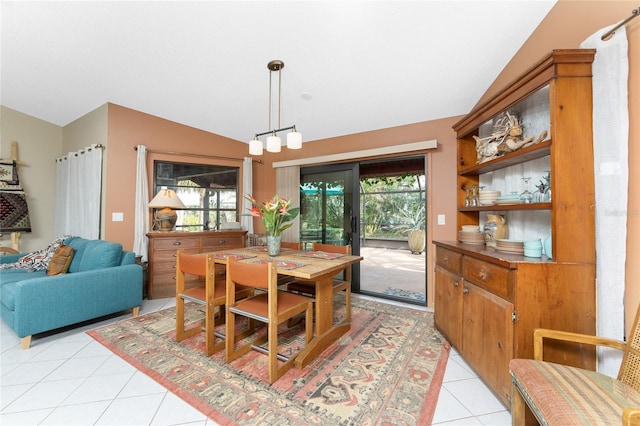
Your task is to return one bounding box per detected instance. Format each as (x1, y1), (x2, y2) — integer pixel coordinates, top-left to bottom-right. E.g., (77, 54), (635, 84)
(258, 117), (461, 307)
(104, 103), (249, 250)
(102, 103), (459, 308)
(478, 0), (640, 338)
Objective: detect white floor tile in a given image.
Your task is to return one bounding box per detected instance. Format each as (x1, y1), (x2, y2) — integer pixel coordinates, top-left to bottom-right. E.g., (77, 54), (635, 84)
(0, 407), (53, 425)
(62, 372), (134, 405)
(43, 356), (110, 381)
(150, 391), (209, 425)
(95, 393), (165, 425)
(39, 400), (111, 425)
(118, 371), (168, 398)
(443, 378), (506, 416)
(1, 359), (66, 386)
(432, 387), (473, 424)
(3, 378), (85, 412)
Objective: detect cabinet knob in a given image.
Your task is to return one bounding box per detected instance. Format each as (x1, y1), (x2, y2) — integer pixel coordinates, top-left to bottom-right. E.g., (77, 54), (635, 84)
(173, 241), (182, 246)
(453, 281), (459, 287)
(443, 255), (449, 264)
(219, 240), (226, 244)
(478, 270), (487, 280)
(463, 287), (469, 294)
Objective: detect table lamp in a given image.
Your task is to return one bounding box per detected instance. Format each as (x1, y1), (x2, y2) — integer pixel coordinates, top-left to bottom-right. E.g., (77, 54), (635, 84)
(148, 187), (185, 231)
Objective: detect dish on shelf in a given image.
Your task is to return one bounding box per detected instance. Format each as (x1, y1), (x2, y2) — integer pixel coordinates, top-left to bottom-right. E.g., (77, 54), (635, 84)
(458, 230), (485, 245)
(495, 200), (523, 205)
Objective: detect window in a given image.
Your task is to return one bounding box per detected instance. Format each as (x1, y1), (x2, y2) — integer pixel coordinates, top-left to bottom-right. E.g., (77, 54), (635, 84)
(153, 161), (239, 231)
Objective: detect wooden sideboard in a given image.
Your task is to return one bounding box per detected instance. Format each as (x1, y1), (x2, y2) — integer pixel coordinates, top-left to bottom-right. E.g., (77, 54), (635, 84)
(435, 50), (597, 407)
(146, 230), (247, 299)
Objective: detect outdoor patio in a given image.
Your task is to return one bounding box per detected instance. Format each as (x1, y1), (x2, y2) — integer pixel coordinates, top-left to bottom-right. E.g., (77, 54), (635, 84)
(359, 246), (426, 303)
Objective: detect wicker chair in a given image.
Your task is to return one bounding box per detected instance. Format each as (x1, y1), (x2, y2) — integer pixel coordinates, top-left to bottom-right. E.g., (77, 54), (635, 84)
(510, 305), (640, 425)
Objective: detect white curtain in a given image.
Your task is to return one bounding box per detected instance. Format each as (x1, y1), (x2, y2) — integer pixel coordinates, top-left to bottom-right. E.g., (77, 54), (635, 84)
(276, 165), (301, 242)
(54, 144), (103, 239)
(133, 145), (149, 261)
(241, 157), (253, 234)
(581, 25), (629, 375)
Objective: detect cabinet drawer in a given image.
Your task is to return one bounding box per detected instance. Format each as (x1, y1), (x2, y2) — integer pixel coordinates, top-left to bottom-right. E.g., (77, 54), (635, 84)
(152, 237), (200, 251)
(436, 247), (463, 275)
(153, 248), (199, 263)
(463, 257), (513, 300)
(202, 236), (244, 251)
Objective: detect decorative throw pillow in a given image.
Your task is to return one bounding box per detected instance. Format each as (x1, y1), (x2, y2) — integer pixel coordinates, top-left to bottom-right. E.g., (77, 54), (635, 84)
(46, 244), (75, 276)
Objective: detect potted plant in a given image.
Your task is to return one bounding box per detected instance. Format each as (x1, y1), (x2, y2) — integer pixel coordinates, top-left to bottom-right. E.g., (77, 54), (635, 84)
(397, 203), (426, 254)
(245, 194), (299, 256)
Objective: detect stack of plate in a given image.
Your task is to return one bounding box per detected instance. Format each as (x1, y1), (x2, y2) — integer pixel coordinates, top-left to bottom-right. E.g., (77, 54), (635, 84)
(495, 239), (524, 254)
(458, 230), (485, 245)
(495, 192), (522, 205)
(478, 190), (501, 206)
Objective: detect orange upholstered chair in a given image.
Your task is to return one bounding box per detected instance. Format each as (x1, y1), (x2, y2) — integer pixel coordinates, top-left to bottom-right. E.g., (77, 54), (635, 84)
(225, 258), (313, 384)
(175, 251), (252, 356)
(286, 243), (352, 324)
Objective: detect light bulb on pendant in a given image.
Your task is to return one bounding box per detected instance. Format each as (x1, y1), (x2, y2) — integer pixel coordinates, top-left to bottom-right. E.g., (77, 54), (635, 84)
(287, 128), (302, 149)
(249, 137), (263, 156)
(266, 133), (281, 153)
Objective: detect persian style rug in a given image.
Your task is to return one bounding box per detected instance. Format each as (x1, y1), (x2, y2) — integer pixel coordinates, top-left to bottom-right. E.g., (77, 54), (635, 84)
(88, 296), (449, 425)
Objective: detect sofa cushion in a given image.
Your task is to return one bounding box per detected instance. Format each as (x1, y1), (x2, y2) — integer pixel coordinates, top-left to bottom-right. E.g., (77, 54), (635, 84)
(0, 270), (48, 311)
(65, 237), (89, 273)
(46, 244), (75, 276)
(78, 241), (122, 271)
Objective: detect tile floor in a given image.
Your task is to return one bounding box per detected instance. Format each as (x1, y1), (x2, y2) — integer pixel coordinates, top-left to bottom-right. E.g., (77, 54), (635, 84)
(1, 294), (511, 425)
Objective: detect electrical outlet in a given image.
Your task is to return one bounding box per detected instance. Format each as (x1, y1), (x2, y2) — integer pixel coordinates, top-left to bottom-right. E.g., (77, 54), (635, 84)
(437, 214), (445, 225)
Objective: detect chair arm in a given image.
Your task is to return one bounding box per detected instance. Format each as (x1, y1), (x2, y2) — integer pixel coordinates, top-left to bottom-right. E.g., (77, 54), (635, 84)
(533, 328), (626, 361)
(623, 407), (640, 426)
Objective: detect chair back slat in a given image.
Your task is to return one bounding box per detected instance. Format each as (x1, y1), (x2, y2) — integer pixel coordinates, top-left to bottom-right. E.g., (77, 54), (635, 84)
(618, 305), (640, 391)
(228, 258), (272, 289)
(177, 251), (207, 277)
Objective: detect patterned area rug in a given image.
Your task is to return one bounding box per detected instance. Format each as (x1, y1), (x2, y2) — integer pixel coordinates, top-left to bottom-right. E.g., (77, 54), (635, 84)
(88, 296), (449, 425)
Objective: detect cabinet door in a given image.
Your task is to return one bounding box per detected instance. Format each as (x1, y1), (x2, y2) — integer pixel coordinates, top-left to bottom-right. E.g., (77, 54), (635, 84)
(462, 282), (514, 405)
(434, 266), (463, 349)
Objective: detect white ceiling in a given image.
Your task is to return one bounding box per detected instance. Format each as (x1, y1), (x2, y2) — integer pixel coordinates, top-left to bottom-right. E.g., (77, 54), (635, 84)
(1, 1), (557, 144)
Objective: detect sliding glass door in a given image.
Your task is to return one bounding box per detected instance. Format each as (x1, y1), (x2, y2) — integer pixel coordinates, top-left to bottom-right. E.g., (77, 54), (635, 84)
(300, 163), (361, 290)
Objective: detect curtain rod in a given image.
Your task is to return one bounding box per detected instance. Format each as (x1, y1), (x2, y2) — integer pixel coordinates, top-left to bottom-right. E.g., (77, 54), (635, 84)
(134, 146), (262, 163)
(601, 6), (639, 41)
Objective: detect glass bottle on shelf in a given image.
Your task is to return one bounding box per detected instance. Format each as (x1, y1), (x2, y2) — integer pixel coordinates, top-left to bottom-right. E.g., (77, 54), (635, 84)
(520, 177), (533, 204)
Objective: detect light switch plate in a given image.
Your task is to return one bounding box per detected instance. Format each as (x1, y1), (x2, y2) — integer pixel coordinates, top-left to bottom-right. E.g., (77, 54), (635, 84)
(437, 214), (445, 225)
(112, 212), (124, 222)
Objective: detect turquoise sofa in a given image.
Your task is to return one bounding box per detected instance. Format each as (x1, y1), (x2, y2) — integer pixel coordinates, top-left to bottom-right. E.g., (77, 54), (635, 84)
(0, 237), (142, 349)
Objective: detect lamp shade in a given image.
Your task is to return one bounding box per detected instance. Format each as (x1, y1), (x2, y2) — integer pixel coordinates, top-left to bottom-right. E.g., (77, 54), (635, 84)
(287, 130), (302, 149)
(266, 135), (282, 153)
(148, 187), (185, 209)
(249, 138), (264, 156)
(149, 187), (185, 232)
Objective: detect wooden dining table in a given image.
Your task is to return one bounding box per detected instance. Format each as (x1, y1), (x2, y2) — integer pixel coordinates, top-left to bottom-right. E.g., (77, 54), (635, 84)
(210, 246), (363, 368)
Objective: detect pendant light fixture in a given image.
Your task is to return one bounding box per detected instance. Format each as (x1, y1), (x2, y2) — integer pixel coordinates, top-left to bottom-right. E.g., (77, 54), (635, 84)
(248, 60), (302, 155)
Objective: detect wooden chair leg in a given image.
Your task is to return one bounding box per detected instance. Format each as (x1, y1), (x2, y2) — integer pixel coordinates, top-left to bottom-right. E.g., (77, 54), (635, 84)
(511, 381), (538, 425)
(132, 306), (140, 317)
(20, 335), (31, 350)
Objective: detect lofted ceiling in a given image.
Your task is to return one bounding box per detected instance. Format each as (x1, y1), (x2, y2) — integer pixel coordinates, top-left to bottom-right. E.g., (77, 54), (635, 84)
(1, 1), (557, 145)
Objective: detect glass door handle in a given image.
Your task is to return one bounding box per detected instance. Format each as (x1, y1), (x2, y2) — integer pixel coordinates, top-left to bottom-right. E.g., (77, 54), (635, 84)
(351, 216), (359, 234)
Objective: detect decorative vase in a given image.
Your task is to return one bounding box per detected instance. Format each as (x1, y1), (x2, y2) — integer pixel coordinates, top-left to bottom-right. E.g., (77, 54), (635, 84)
(483, 214), (508, 247)
(266, 234), (281, 257)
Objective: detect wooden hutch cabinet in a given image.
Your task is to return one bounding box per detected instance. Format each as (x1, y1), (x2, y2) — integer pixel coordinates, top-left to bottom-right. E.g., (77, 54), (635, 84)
(146, 230), (247, 299)
(434, 49), (597, 406)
